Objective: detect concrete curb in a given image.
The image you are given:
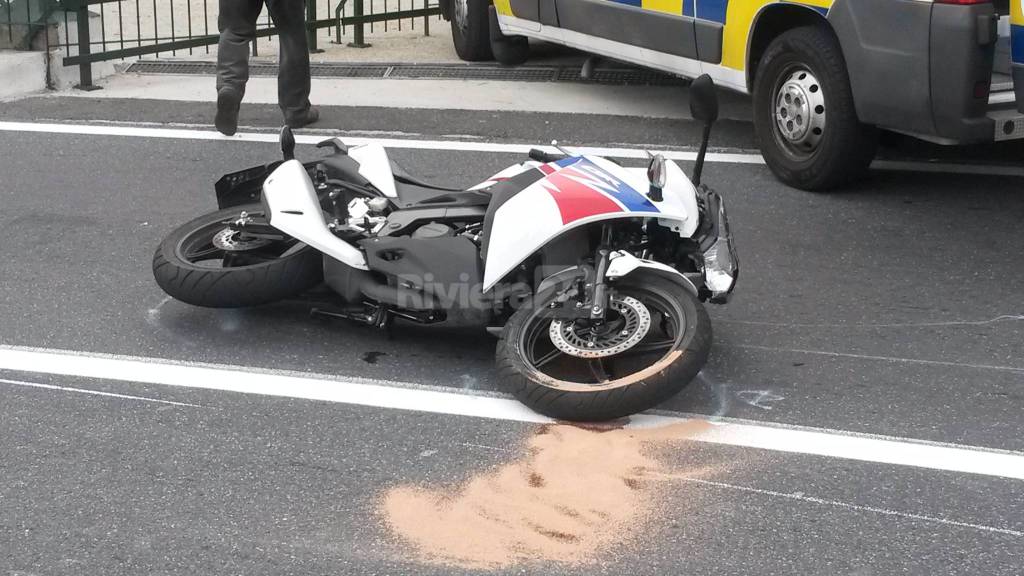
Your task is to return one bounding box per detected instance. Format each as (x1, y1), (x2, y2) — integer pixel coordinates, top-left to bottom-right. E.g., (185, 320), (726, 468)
(0, 50), (47, 99)
(0, 48), (123, 100)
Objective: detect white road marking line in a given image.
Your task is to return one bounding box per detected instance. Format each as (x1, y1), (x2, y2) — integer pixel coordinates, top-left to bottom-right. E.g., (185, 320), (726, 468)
(2, 121), (1023, 177)
(0, 344), (552, 423)
(0, 120), (758, 163)
(871, 159), (1024, 177)
(668, 476), (1024, 537)
(0, 377), (202, 408)
(720, 314), (1024, 329)
(1, 345), (1023, 481)
(726, 343), (1024, 373)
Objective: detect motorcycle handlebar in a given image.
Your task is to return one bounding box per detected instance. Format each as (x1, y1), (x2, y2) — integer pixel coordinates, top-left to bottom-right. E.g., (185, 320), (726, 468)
(528, 148), (566, 164)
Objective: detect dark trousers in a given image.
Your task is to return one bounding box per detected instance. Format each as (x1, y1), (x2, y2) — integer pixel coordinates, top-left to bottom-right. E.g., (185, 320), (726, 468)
(216, 0), (311, 118)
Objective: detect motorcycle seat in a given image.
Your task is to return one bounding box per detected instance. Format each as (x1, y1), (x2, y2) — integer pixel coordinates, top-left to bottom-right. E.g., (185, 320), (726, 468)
(394, 181), (492, 208)
(390, 159), (463, 193)
(319, 153), (470, 206)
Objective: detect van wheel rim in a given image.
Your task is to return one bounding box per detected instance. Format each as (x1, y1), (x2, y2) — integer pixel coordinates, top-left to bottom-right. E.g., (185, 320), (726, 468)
(453, 0), (469, 32)
(772, 66), (826, 156)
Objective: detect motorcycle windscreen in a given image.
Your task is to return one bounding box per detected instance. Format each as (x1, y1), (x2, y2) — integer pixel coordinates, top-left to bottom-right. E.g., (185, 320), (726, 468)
(481, 155), (696, 291)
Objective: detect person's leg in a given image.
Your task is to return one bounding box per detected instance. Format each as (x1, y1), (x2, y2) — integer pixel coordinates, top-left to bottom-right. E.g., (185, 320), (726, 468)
(265, 0), (315, 125)
(215, 0), (261, 134)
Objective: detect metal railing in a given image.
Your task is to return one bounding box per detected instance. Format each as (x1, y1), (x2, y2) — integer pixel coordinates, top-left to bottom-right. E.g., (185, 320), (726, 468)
(49, 0), (442, 88)
(1, 0), (52, 50)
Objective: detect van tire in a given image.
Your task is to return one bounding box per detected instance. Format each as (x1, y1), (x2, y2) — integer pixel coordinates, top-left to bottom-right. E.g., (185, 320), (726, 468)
(752, 26), (877, 191)
(489, 6), (530, 66)
(451, 0), (492, 61)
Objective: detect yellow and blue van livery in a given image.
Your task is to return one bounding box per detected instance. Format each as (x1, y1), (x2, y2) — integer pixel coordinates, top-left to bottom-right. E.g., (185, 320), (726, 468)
(490, 0), (844, 92)
(444, 0), (1023, 190)
(1013, 0), (1024, 112)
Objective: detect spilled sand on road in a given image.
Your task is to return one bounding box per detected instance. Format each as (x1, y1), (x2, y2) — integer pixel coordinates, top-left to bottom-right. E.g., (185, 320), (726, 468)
(380, 420), (717, 570)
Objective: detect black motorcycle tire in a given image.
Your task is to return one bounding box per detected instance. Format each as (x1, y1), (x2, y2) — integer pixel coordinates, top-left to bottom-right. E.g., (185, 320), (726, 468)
(153, 205), (323, 308)
(496, 272), (712, 421)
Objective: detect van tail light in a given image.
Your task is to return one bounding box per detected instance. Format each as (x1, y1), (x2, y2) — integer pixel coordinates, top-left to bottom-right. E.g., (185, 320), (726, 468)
(974, 80), (991, 99)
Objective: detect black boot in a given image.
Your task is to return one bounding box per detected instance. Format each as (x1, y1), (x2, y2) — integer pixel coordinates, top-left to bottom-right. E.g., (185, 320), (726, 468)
(215, 87), (242, 136)
(285, 105), (320, 129)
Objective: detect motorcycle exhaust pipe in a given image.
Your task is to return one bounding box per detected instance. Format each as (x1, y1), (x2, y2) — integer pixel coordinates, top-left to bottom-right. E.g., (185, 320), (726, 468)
(325, 256), (439, 310)
(358, 277), (438, 310)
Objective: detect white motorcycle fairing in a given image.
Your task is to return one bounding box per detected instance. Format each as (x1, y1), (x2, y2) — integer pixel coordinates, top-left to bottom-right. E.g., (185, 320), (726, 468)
(347, 144), (398, 198)
(482, 155), (700, 291)
(262, 150), (702, 293)
(262, 159), (369, 270)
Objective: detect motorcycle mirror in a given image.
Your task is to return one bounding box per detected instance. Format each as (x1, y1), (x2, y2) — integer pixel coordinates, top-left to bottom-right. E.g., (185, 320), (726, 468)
(689, 74), (719, 125)
(689, 74), (718, 187)
(280, 126), (296, 161)
(647, 154), (666, 202)
(316, 137), (349, 155)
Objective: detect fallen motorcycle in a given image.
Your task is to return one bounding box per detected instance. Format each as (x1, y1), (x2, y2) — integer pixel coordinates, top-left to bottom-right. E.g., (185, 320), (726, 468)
(152, 75), (738, 421)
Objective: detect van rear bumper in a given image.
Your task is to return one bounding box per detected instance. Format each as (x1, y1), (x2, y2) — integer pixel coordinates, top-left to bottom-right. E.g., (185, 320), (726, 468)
(832, 1), (1021, 144)
(896, 104), (1024, 144)
(990, 108), (1024, 140)
(1015, 65), (1024, 114)
(899, 12), (1024, 144)
(981, 64), (1024, 140)
(927, 3), (1004, 143)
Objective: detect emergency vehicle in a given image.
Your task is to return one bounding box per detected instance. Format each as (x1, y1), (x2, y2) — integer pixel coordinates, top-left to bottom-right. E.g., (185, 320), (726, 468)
(441, 0), (1024, 190)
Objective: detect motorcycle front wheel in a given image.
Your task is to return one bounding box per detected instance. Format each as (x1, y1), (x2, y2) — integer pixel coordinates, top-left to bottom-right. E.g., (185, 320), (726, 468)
(496, 271), (712, 421)
(152, 205), (323, 308)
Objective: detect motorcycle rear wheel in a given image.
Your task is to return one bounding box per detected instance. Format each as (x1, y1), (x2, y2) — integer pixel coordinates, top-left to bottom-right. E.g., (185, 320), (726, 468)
(152, 205), (322, 308)
(496, 271), (712, 421)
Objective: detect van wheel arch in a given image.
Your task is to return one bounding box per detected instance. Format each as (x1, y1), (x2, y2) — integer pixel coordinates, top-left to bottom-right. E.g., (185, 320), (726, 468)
(746, 4), (832, 91)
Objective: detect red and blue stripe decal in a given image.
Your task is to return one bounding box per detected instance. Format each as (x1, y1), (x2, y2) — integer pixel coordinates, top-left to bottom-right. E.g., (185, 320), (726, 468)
(537, 157), (659, 225)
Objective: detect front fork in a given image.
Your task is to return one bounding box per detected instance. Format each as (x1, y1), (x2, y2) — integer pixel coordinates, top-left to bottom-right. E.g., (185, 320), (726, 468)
(588, 226), (614, 321)
(556, 225), (614, 323)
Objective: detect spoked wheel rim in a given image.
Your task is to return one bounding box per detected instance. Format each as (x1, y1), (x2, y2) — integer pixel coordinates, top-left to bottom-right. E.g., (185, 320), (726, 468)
(519, 286), (690, 392)
(174, 211), (303, 269)
(770, 65), (827, 161)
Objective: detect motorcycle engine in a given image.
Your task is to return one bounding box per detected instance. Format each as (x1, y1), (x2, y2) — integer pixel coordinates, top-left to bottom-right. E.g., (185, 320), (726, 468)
(411, 222), (453, 239)
(346, 197), (388, 234)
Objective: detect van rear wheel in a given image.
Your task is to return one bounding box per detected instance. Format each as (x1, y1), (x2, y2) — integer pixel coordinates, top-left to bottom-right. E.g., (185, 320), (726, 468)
(753, 26), (877, 191)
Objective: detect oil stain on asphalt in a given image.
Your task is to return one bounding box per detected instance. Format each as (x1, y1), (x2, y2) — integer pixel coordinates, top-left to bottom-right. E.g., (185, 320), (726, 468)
(379, 420), (716, 570)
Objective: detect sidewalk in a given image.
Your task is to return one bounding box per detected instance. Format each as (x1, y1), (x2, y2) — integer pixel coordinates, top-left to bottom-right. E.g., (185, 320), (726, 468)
(4, 3), (754, 122)
(61, 70), (752, 121)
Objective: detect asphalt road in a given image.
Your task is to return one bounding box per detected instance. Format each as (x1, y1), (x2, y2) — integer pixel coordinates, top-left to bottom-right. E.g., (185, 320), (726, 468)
(1, 97), (1022, 575)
